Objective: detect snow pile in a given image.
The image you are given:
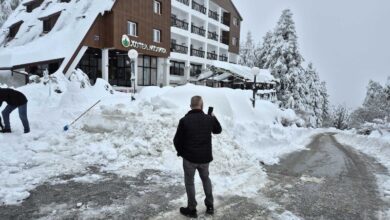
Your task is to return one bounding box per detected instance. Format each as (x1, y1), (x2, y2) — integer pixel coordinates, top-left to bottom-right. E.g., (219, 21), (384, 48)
(0, 81), (314, 205)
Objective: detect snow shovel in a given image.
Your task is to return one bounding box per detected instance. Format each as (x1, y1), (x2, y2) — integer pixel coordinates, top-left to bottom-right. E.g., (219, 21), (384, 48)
(63, 100), (101, 131)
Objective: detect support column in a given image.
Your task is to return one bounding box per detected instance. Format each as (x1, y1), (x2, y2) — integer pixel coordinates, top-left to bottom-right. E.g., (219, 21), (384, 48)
(163, 58), (170, 86)
(102, 48), (109, 81)
(184, 61), (191, 84)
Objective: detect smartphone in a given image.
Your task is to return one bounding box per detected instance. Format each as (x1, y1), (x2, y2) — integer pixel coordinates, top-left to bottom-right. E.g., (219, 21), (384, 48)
(208, 107), (214, 115)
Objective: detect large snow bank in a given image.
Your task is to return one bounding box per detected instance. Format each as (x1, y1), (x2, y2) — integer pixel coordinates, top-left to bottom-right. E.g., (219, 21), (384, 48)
(0, 80), (315, 205)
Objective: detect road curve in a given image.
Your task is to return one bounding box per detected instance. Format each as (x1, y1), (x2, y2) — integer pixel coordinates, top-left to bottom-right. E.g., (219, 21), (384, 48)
(265, 133), (388, 220)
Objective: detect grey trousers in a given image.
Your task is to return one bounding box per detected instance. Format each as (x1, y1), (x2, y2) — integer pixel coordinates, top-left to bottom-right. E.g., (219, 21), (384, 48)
(183, 158), (214, 210)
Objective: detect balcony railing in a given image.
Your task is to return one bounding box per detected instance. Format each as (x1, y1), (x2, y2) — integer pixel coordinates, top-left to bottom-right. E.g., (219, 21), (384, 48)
(191, 25), (206, 37)
(176, 0), (189, 6)
(171, 43), (188, 54)
(209, 10), (219, 21)
(191, 48), (205, 58)
(207, 52), (218, 60)
(219, 55), (228, 62)
(192, 1), (207, 14)
(208, 31), (219, 41)
(171, 16), (189, 30)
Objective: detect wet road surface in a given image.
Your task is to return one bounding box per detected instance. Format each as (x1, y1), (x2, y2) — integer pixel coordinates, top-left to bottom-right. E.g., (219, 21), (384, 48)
(265, 133), (389, 220)
(0, 133), (388, 219)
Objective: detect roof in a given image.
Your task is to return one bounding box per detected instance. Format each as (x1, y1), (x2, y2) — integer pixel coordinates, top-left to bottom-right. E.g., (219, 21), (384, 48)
(229, 0), (243, 21)
(198, 61), (275, 83)
(0, 0), (116, 70)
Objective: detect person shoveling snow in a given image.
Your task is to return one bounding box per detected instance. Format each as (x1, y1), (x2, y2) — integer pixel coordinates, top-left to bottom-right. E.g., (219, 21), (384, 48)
(174, 96), (222, 218)
(0, 88), (30, 133)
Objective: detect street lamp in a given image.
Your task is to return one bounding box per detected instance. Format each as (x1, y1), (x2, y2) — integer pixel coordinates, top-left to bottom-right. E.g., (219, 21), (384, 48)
(128, 49), (138, 101)
(251, 67), (260, 108)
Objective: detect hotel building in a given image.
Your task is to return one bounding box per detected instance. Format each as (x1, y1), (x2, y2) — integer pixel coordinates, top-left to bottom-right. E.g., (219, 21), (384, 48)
(0, 0), (243, 91)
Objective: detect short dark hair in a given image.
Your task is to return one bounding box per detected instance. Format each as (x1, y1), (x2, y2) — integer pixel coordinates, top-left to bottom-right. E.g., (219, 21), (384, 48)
(191, 96), (203, 108)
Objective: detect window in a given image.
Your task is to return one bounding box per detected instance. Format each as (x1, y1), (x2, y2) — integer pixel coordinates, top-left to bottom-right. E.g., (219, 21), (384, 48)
(170, 61), (185, 76)
(154, 0), (161, 14)
(127, 21), (138, 37)
(153, 29), (161, 43)
(40, 12), (61, 33)
(24, 0), (44, 13)
(8, 21), (23, 41)
(233, 17), (239, 26)
(190, 64), (202, 77)
(232, 37), (238, 46)
(138, 55), (158, 86)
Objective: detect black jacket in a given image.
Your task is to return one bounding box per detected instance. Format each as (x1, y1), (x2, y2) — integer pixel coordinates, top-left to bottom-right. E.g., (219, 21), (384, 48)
(173, 109), (222, 164)
(0, 88), (28, 107)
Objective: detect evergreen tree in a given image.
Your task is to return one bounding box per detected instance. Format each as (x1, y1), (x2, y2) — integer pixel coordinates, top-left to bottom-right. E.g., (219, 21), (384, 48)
(239, 31), (256, 67)
(0, 0), (21, 27)
(255, 31), (273, 68)
(262, 9), (305, 108)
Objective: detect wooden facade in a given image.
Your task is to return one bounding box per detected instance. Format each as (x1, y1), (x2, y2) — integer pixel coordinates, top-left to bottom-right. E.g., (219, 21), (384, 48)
(82, 0), (171, 58)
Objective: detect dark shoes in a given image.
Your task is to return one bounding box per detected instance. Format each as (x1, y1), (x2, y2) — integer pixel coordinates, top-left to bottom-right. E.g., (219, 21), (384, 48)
(1, 128), (11, 133)
(206, 205), (214, 215)
(24, 129), (30, 134)
(180, 207), (198, 218)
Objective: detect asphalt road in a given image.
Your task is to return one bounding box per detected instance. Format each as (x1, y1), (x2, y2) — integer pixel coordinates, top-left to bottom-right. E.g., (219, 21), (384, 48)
(0, 133), (388, 219)
(264, 133), (389, 220)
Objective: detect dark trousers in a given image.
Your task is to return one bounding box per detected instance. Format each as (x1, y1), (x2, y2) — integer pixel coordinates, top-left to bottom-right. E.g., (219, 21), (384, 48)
(183, 158), (214, 210)
(2, 104), (30, 132)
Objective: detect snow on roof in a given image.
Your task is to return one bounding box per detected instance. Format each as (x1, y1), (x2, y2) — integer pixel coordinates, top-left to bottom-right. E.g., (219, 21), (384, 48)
(202, 60), (275, 83)
(0, 0), (116, 69)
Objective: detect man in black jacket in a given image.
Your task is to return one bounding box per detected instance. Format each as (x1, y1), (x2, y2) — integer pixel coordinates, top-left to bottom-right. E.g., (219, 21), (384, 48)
(174, 96), (222, 218)
(0, 88), (30, 133)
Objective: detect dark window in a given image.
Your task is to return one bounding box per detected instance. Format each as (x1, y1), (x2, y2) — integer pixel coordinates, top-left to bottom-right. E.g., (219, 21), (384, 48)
(190, 64), (202, 77)
(25, 0), (44, 13)
(138, 55), (158, 86)
(41, 13), (61, 33)
(109, 51), (132, 87)
(77, 48), (102, 85)
(170, 61), (185, 76)
(8, 22), (23, 40)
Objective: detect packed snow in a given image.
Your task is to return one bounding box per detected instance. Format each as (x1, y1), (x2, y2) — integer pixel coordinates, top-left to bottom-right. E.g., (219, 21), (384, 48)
(335, 130), (390, 218)
(0, 74), (317, 205)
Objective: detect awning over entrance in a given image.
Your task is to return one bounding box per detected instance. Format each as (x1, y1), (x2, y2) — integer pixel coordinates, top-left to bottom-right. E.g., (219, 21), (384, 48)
(198, 61), (275, 83)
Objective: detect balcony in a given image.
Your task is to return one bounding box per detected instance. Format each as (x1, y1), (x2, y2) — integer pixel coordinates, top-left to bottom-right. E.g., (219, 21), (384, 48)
(171, 43), (188, 54)
(176, 0), (189, 6)
(219, 55), (228, 62)
(191, 48), (205, 58)
(209, 10), (219, 21)
(171, 16), (189, 30)
(191, 25), (206, 37)
(192, 1), (207, 14)
(207, 52), (218, 60)
(208, 31), (219, 41)
(222, 14), (230, 26)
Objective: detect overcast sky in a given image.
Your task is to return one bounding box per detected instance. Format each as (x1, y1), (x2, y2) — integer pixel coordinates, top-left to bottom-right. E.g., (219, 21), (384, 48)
(232, 0), (390, 108)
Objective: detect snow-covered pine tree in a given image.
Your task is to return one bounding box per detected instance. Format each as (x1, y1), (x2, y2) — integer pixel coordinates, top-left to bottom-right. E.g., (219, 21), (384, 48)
(255, 31), (273, 69)
(0, 0), (21, 27)
(239, 31), (256, 68)
(350, 78), (390, 127)
(262, 9), (305, 109)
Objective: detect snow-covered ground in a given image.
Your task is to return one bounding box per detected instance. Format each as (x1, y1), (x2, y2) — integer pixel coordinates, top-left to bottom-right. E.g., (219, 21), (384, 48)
(335, 130), (390, 217)
(0, 74), (318, 207)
